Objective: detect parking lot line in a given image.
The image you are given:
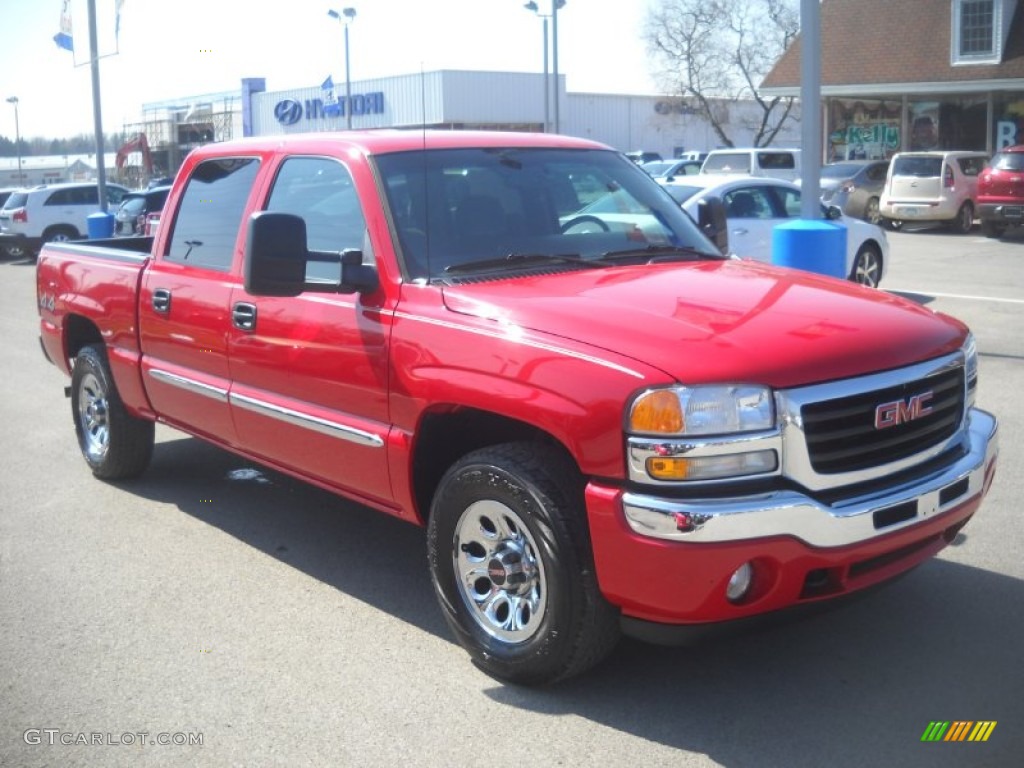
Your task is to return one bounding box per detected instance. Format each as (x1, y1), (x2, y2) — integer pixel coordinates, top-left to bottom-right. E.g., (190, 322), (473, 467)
(886, 290), (1024, 305)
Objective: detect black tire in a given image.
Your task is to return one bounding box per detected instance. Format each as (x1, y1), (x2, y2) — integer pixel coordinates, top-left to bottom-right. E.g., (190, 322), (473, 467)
(981, 219), (1006, 239)
(850, 243), (882, 288)
(71, 345), (154, 479)
(950, 202), (974, 234)
(427, 442), (620, 685)
(43, 225), (79, 244)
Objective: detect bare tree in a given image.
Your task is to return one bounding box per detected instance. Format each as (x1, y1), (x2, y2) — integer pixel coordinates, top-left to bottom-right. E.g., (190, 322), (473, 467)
(646, 0), (800, 148)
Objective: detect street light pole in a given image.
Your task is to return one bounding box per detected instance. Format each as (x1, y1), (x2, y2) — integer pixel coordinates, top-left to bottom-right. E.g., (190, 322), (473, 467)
(5, 96), (21, 184)
(523, 2), (550, 133)
(551, 1), (565, 134)
(329, 7), (357, 130)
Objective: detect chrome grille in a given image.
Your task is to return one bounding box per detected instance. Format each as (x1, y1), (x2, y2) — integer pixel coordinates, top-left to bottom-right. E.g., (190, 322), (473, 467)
(801, 366), (965, 474)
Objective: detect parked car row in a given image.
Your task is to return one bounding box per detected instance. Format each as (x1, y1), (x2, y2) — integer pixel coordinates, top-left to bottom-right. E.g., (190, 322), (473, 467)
(0, 180), (173, 258)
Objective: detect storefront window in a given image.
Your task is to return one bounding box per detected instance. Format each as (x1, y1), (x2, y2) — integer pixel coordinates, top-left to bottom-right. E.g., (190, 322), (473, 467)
(827, 99), (901, 161)
(907, 97), (987, 151)
(993, 95), (1024, 149)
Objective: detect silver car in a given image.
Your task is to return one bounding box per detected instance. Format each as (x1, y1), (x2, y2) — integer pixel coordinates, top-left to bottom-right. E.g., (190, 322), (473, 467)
(819, 159), (889, 224)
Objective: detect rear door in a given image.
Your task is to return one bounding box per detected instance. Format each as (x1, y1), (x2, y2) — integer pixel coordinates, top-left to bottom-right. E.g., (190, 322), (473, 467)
(139, 156), (263, 444)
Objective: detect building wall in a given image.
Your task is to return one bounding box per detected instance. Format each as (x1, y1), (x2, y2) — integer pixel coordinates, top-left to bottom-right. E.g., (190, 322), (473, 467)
(249, 70), (802, 158)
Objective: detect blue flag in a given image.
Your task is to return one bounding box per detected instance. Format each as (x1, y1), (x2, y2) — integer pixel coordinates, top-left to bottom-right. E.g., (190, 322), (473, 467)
(54, 0), (73, 51)
(322, 75), (342, 117)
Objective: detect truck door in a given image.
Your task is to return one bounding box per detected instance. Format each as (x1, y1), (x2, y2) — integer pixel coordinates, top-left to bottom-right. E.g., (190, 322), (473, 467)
(226, 156), (394, 506)
(139, 156), (262, 444)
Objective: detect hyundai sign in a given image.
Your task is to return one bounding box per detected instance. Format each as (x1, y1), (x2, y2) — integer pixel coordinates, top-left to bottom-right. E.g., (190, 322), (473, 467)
(274, 92), (385, 125)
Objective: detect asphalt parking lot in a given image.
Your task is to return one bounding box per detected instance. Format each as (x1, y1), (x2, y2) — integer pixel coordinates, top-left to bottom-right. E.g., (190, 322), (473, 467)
(1, 226), (1022, 768)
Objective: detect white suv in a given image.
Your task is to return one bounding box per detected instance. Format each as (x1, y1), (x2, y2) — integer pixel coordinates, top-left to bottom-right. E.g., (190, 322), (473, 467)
(0, 182), (129, 257)
(878, 151), (989, 233)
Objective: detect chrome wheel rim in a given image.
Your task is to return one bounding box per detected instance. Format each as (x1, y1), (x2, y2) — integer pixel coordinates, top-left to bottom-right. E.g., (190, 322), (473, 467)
(865, 198), (880, 225)
(77, 372), (110, 462)
(854, 250), (880, 288)
(453, 499), (547, 644)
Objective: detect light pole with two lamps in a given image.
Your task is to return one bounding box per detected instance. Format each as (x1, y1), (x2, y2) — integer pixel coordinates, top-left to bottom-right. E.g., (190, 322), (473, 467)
(6, 96), (22, 184)
(522, 1), (565, 134)
(327, 7), (357, 130)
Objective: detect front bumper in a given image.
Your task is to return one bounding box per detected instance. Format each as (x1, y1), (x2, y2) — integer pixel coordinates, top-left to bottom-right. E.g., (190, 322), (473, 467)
(585, 409), (998, 628)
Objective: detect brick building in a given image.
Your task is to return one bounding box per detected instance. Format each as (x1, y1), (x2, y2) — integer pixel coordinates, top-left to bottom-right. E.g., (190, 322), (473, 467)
(760, 0), (1024, 160)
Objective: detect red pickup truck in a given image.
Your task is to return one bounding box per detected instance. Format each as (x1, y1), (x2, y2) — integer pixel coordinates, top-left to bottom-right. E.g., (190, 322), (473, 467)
(37, 131), (998, 685)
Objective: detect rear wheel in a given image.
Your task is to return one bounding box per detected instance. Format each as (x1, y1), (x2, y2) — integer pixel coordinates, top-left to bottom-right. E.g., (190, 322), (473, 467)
(851, 243), (882, 288)
(950, 202), (974, 234)
(71, 345), (154, 479)
(43, 225), (79, 244)
(863, 197), (881, 225)
(427, 442), (619, 685)
(981, 219), (1006, 239)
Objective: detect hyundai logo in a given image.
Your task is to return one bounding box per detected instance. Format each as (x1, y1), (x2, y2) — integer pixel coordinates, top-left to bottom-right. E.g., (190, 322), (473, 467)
(274, 99), (303, 126)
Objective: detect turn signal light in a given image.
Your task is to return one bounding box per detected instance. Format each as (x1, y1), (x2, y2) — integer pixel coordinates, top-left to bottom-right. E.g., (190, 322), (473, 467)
(630, 390), (683, 433)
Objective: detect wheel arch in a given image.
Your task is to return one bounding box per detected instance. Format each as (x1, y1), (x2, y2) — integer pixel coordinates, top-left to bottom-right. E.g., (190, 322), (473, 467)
(409, 406), (581, 525)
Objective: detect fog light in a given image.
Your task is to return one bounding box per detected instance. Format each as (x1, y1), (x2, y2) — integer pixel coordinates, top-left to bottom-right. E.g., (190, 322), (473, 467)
(726, 562), (754, 603)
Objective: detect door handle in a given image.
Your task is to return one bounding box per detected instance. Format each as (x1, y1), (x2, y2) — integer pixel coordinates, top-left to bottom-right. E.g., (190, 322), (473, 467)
(232, 302), (257, 331)
(152, 288), (171, 313)
(731, 227), (749, 236)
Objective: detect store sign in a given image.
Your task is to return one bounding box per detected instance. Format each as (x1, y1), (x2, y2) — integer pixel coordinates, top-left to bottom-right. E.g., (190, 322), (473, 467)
(654, 100), (698, 116)
(274, 92), (385, 125)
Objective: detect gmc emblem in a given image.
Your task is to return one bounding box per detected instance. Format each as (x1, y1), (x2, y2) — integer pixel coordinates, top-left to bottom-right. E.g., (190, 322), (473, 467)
(874, 391), (934, 429)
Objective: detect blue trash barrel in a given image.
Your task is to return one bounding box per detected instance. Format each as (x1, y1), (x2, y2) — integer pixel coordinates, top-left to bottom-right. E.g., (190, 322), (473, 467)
(771, 219), (847, 279)
(87, 211), (116, 239)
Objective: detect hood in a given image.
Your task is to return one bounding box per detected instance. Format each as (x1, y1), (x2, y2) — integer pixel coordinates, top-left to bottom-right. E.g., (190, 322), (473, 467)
(440, 261), (966, 389)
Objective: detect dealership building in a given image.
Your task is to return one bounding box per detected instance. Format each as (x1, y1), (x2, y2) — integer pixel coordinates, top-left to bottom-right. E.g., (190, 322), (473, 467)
(121, 70), (799, 179)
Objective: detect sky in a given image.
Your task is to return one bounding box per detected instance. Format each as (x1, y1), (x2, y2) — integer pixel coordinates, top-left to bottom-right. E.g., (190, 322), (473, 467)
(0, 0), (663, 141)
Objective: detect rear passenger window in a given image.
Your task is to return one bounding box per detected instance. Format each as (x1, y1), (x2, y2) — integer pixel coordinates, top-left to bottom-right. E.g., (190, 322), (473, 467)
(957, 157), (986, 176)
(166, 158), (260, 271)
(758, 152), (796, 170)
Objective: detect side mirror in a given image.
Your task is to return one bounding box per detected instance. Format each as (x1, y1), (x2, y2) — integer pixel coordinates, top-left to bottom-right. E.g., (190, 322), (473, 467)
(245, 211), (378, 296)
(697, 196), (729, 255)
(825, 204), (843, 221)
(245, 211), (307, 297)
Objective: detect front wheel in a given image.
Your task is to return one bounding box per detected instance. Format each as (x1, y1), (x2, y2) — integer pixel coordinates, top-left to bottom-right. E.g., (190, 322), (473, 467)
(851, 243), (882, 288)
(427, 443), (619, 685)
(71, 345), (155, 479)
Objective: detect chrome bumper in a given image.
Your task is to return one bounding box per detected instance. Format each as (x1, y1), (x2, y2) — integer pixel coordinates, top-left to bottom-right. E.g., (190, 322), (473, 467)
(622, 408), (997, 548)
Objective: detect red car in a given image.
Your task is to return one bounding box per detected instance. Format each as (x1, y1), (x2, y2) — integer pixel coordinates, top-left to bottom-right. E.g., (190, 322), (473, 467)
(978, 144), (1024, 238)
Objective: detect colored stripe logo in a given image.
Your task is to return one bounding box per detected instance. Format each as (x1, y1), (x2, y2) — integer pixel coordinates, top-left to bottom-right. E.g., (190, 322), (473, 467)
(921, 721), (997, 742)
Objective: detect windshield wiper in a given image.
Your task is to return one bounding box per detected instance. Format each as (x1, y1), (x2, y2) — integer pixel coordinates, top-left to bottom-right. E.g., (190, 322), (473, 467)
(444, 252), (593, 275)
(595, 244), (723, 264)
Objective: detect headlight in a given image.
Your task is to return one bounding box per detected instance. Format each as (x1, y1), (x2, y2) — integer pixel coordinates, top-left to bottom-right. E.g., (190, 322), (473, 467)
(629, 385), (775, 436)
(963, 332), (978, 407)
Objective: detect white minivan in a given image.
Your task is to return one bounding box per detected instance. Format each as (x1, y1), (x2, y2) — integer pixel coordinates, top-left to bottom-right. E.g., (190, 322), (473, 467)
(700, 148), (802, 181)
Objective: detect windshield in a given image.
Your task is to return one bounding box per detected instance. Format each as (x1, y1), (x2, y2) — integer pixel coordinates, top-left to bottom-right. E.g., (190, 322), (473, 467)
(374, 147), (720, 280)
